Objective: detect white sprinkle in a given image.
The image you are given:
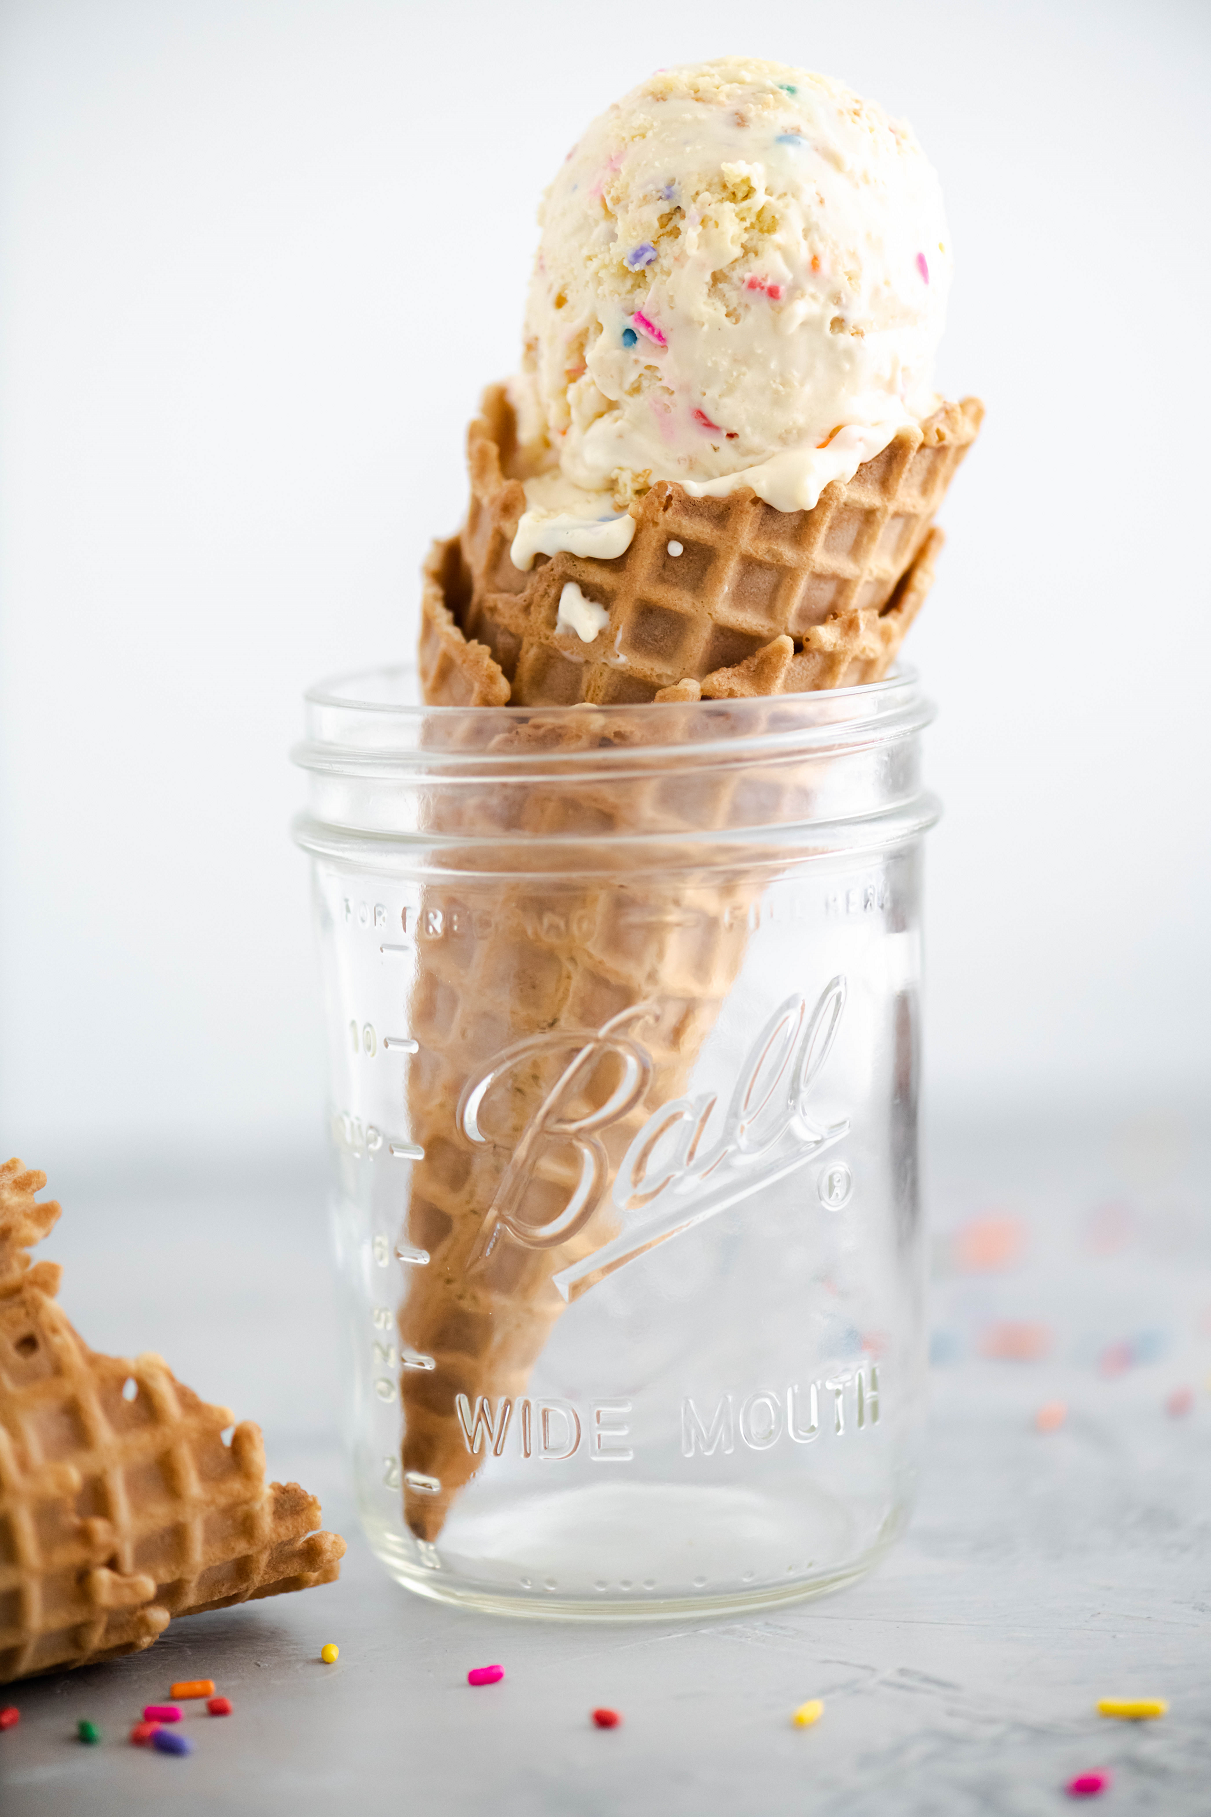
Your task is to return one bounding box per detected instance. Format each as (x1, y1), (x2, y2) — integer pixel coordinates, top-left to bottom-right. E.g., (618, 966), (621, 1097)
(556, 581), (609, 644)
(667, 541), (684, 557)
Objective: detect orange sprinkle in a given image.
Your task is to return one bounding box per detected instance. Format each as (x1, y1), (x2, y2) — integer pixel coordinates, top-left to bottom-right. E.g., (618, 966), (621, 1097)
(1036, 1400), (1067, 1433)
(815, 425), (843, 449)
(953, 1215), (1025, 1273)
(170, 1679), (215, 1699)
(980, 1321), (1052, 1362)
(811, 254), (821, 272)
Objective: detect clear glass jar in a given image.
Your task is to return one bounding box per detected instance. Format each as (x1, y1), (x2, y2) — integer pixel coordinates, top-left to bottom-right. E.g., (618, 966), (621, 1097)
(293, 666), (938, 1620)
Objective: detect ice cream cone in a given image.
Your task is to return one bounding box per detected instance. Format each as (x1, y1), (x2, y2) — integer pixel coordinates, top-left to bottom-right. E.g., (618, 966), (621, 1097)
(398, 385), (979, 1541)
(0, 1159), (345, 1683)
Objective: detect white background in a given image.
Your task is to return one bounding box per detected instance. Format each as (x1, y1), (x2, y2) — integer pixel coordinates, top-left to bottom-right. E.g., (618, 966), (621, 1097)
(2, 0), (1209, 1168)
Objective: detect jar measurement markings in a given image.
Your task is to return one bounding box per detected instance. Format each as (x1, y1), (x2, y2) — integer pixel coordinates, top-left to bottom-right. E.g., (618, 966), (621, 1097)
(405, 1470), (441, 1496)
(333, 1116), (424, 1163)
(348, 1022), (419, 1057)
(395, 1243), (430, 1266)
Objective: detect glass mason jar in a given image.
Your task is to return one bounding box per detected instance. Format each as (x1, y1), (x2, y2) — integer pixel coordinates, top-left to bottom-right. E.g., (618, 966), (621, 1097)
(293, 665), (938, 1620)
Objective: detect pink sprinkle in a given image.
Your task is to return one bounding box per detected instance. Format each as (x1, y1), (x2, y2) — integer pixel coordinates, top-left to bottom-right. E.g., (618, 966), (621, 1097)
(631, 311), (666, 349)
(692, 407), (724, 433)
(743, 275), (784, 300)
(1167, 1387), (1194, 1417)
(143, 1704), (181, 1723)
(1067, 1769), (1111, 1798)
(916, 252), (930, 284)
(589, 151), (624, 200)
(1099, 1341), (1133, 1377)
(467, 1665), (504, 1686)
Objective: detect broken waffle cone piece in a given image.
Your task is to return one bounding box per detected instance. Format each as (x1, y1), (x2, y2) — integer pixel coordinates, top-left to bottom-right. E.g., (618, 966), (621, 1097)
(445, 384), (981, 706)
(0, 1159), (345, 1683)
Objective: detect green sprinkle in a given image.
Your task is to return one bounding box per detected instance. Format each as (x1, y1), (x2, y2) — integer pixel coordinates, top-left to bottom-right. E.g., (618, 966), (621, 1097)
(78, 1719), (101, 1744)
(779, 84), (798, 95)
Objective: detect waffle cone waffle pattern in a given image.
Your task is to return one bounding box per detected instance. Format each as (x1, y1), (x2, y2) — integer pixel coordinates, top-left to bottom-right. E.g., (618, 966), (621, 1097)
(426, 385), (981, 707)
(0, 1160), (345, 1682)
(394, 697), (753, 1538)
(400, 388), (980, 1540)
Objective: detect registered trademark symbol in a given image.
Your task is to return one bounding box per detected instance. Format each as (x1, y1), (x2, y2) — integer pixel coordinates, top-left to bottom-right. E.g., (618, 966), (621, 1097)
(818, 1162), (853, 1209)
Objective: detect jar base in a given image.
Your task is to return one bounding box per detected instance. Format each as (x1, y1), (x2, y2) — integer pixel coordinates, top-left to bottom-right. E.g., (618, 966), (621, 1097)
(359, 1481), (909, 1623)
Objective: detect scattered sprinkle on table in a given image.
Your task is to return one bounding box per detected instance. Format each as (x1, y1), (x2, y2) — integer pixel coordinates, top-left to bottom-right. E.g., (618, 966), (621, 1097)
(321, 1644), (339, 1664)
(144, 1704), (181, 1722)
(77, 1719), (101, 1744)
(1166, 1387), (1193, 1418)
(130, 1722), (160, 1746)
(1036, 1400), (1067, 1432)
(170, 1679), (214, 1699)
(152, 1728), (193, 1757)
(1067, 1770), (1111, 1798)
(207, 1697), (233, 1717)
(467, 1665), (504, 1686)
(592, 1708), (622, 1728)
(979, 1320), (1052, 1361)
(792, 1699), (824, 1729)
(0, 1707), (19, 1731)
(1098, 1697), (1167, 1720)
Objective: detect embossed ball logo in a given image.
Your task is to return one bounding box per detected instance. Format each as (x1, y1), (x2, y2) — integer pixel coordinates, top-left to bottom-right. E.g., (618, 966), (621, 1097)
(457, 977), (850, 1299)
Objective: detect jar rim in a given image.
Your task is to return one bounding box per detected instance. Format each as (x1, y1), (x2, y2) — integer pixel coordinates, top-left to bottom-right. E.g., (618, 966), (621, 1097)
(294, 661), (934, 780)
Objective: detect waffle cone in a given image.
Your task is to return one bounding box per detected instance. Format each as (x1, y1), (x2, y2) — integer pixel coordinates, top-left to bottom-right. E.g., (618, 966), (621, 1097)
(399, 388), (981, 1541)
(0, 1160), (345, 1682)
(438, 385), (981, 706)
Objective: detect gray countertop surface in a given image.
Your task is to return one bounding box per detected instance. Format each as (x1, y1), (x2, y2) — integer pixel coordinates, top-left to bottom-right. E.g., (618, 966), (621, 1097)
(2, 1113), (1209, 1815)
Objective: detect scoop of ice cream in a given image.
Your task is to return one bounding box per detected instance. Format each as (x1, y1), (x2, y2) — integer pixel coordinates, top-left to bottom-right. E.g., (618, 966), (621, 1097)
(510, 56), (952, 517)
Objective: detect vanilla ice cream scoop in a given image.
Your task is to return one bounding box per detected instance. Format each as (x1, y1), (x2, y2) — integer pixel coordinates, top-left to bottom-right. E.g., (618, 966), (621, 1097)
(510, 56), (952, 521)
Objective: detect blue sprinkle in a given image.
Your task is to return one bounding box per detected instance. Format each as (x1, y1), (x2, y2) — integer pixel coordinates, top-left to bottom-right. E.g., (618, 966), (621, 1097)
(659, 182), (676, 200)
(153, 1729), (194, 1757)
(776, 132), (804, 146)
(621, 326), (637, 348)
(625, 243), (657, 270)
(929, 1330), (962, 1367)
(779, 84), (798, 95)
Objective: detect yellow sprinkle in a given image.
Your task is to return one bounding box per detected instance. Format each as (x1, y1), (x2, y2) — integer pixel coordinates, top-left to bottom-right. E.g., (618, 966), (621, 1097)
(792, 1699), (824, 1729)
(321, 1644), (339, 1665)
(1098, 1697), (1167, 1720)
